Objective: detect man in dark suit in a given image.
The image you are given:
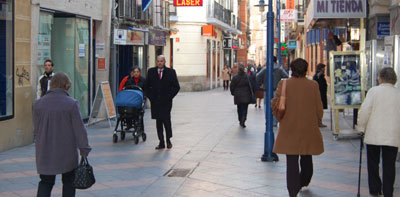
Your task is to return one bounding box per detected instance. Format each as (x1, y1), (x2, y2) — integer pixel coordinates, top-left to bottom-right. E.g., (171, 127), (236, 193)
(145, 55), (180, 149)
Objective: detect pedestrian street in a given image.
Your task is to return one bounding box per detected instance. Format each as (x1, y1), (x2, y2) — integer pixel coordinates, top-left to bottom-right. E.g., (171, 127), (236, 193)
(0, 88), (399, 197)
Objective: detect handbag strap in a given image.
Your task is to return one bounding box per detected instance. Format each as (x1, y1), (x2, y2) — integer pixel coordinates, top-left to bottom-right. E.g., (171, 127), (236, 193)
(80, 156), (89, 165)
(246, 75), (254, 95)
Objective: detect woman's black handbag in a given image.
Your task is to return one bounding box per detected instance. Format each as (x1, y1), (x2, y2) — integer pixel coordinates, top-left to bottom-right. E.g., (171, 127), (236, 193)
(72, 157), (95, 189)
(246, 75), (256, 104)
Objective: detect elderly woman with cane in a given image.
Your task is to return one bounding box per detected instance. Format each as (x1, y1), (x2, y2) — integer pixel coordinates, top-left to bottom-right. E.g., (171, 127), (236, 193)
(358, 67), (400, 197)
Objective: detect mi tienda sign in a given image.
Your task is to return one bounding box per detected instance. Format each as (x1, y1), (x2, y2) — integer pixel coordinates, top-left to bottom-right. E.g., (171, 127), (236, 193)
(174, 0), (203, 6)
(306, 0), (366, 28)
(313, 0), (366, 18)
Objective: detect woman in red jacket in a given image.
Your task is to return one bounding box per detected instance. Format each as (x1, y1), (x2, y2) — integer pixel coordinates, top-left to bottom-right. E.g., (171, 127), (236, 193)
(119, 67), (146, 92)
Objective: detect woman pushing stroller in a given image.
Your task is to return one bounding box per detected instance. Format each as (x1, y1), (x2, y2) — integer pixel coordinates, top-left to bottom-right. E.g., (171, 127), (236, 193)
(119, 67), (146, 92)
(113, 67), (147, 143)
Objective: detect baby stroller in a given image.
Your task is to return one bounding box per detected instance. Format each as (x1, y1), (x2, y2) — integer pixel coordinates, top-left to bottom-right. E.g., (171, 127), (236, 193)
(114, 85), (146, 144)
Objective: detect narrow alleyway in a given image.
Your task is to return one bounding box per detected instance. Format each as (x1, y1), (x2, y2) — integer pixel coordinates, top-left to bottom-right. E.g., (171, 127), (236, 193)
(0, 88), (399, 197)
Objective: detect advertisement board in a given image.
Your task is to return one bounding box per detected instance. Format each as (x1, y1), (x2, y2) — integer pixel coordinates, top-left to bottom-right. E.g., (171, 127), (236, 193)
(280, 9), (297, 22)
(329, 51), (364, 108)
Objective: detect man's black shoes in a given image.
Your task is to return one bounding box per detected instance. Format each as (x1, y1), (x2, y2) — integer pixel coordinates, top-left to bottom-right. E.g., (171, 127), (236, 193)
(167, 140), (173, 149)
(155, 144), (165, 150)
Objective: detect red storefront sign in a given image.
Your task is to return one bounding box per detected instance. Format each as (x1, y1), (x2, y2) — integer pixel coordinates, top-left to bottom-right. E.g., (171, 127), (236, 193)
(174, 0), (203, 6)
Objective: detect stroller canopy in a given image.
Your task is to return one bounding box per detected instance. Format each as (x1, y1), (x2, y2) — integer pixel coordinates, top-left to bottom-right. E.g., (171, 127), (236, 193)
(116, 90), (143, 109)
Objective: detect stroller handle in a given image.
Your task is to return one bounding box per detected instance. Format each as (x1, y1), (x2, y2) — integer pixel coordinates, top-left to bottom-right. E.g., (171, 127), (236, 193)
(125, 85), (143, 92)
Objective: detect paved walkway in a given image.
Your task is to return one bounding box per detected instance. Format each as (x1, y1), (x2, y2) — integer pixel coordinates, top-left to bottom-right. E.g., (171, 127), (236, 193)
(0, 88), (399, 197)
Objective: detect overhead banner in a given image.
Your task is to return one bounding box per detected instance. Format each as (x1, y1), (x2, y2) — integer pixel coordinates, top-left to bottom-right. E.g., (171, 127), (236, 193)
(280, 9), (298, 22)
(142, 0), (152, 11)
(306, 0), (367, 28)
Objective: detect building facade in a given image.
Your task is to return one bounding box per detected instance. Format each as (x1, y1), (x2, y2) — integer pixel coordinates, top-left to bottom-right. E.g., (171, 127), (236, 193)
(169, 0), (242, 91)
(237, 0), (250, 66)
(0, 0), (33, 152)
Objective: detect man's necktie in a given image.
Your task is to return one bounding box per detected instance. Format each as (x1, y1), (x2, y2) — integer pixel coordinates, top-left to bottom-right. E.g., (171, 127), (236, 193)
(159, 69), (162, 80)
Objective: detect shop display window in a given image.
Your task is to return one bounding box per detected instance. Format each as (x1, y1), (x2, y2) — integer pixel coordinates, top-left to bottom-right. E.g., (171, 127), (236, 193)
(0, 0), (14, 120)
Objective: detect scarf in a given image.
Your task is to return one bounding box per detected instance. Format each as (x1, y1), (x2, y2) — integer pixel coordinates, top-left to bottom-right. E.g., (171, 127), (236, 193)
(134, 75), (140, 85)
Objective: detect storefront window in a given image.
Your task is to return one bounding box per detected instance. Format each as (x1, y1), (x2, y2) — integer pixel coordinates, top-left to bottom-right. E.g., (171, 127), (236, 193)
(0, 0), (13, 120)
(38, 12), (90, 118)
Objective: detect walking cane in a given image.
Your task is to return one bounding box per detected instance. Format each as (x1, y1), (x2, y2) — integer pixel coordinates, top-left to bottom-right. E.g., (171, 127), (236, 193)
(357, 133), (364, 197)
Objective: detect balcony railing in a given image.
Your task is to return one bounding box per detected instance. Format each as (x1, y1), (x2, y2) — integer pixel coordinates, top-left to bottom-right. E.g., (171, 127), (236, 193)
(296, 4), (304, 23)
(237, 18), (241, 31)
(208, 1), (231, 26)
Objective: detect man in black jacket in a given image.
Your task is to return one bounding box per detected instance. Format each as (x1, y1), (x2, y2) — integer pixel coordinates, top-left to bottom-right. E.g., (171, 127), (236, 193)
(145, 55), (180, 149)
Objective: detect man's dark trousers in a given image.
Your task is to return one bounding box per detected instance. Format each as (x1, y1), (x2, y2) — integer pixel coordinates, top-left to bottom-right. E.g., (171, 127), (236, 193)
(156, 118), (172, 144)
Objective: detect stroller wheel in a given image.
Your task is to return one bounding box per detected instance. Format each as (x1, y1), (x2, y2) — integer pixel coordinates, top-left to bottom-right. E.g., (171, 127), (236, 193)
(142, 133), (147, 142)
(113, 134), (118, 143)
(121, 131), (126, 141)
(134, 136), (139, 144)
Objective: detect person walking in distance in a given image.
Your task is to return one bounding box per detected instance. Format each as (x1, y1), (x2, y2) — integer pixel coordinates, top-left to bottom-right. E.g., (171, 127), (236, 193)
(36, 60), (54, 99)
(221, 65), (231, 90)
(271, 59), (324, 197)
(357, 67), (400, 197)
(230, 64), (254, 128)
(33, 72), (91, 197)
(313, 63), (328, 127)
(145, 55), (180, 149)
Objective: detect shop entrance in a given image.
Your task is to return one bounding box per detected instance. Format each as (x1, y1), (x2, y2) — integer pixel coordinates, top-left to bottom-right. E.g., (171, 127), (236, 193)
(38, 11), (90, 118)
(117, 45), (145, 89)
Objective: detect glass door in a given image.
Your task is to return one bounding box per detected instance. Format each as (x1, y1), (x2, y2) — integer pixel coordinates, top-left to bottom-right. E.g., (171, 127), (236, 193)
(50, 16), (89, 118)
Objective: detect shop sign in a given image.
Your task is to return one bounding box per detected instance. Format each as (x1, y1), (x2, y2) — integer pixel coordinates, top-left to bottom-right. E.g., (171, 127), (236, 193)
(202, 25), (216, 37)
(114, 29), (145, 45)
(114, 29), (127, 45)
(280, 9), (297, 22)
(377, 22), (390, 39)
(232, 39), (239, 49)
(286, 0), (295, 9)
(223, 38), (232, 49)
(97, 58), (106, 70)
(174, 0), (203, 6)
(148, 29), (166, 46)
(288, 40), (297, 49)
(306, 0), (366, 28)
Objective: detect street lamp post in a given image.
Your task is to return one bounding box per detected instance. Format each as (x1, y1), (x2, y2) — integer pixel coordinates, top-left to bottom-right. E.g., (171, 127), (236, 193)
(277, 0), (281, 67)
(255, 0), (279, 162)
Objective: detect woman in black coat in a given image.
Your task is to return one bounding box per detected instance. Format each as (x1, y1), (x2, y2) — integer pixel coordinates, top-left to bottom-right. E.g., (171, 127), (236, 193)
(230, 64), (253, 128)
(313, 63), (328, 127)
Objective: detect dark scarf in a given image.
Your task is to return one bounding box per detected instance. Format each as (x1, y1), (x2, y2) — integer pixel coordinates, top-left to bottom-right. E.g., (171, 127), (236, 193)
(40, 71), (53, 97)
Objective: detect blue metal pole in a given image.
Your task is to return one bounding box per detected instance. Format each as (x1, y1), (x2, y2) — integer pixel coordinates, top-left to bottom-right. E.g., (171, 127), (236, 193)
(261, 0), (278, 162)
(277, 0), (281, 67)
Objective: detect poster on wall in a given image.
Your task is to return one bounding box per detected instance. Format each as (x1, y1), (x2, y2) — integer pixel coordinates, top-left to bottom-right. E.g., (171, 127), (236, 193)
(330, 52), (363, 107)
(37, 34), (51, 65)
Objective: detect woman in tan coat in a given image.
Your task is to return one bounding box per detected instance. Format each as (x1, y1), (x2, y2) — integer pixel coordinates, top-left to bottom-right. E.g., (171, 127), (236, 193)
(271, 58), (324, 197)
(221, 65), (231, 90)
